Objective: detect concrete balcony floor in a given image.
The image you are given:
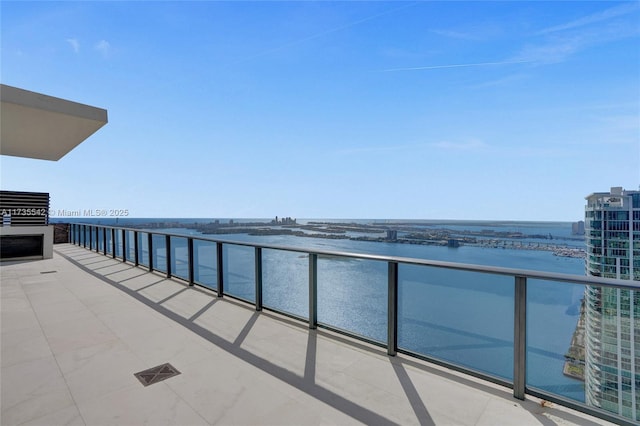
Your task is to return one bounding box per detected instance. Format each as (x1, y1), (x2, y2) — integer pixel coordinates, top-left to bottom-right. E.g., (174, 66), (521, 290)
(1, 244), (614, 426)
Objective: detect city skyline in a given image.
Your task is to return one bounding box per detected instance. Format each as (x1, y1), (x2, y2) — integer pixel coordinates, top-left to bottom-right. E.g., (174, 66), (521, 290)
(1, 1), (639, 220)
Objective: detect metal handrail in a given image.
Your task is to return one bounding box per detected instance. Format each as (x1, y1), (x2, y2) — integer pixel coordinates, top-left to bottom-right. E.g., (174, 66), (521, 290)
(70, 223), (637, 290)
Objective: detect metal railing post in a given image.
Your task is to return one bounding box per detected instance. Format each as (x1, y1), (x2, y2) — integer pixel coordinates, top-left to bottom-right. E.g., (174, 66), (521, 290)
(102, 228), (107, 255)
(148, 233), (154, 271)
(514, 275), (527, 400)
(134, 231), (139, 266)
(388, 261), (398, 356)
(165, 235), (171, 278)
(255, 247), (263, 311)
(309, 253), (318, 329)
(111, 228), (116, 258)
(83, 225), (87, 248)
(188, 238), (194, 286)
(95, 227), (100, 252)
(216, 242), (224, 297)
(122, 229), (127, 263)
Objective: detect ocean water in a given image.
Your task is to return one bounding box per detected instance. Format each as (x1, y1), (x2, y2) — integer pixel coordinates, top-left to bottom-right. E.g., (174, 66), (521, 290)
(71, 219), (587, 401)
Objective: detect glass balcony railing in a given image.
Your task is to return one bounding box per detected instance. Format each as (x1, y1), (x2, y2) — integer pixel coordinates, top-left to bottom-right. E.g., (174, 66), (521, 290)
(68, 223), (639, 426)
(193, 239), (216, 288)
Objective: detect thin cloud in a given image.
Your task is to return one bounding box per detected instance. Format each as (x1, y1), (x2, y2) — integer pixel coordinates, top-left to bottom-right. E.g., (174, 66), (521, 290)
(336, 143), (421, 155)
(512, 39), (581, 65)
(338, 139), (489, 155)
(513, 19), (639, 65)
(514, 3), (640, 65)
(430, 29), (481, 41)
(430, 21), (504, 42)
(66, 38), (79, 53)
(94, 39), (111, 57)
(594, 114), (640, 133)
(505, 146), (574, 158)
(429, 139), (488, 151)
(376, 60), (531, 73)
(537, 2), (640, 35)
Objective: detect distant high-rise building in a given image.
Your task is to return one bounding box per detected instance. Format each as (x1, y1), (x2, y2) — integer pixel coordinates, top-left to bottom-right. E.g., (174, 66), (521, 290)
(584, 186), (640, 421)
(572, 220), (585, 235)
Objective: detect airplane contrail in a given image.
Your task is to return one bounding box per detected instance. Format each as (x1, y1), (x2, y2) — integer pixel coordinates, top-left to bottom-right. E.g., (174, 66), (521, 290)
(377, 59), (533, 72)
(226, 2), (420, 66)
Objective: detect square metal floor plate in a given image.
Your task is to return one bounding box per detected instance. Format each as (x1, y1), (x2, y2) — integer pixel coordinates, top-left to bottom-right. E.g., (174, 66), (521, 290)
(134, 363), (181, 386)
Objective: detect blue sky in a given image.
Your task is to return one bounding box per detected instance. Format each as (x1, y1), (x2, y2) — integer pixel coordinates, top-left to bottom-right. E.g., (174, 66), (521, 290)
(1, 1), (639, 221)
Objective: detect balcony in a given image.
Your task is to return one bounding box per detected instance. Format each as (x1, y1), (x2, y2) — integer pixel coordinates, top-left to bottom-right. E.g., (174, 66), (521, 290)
(2, 224), (637, 425)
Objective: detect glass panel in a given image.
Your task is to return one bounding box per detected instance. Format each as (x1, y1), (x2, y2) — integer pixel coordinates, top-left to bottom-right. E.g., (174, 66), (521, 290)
(527, 279), (586, 403)
(126, 230), (135, 260)
(318, 256), (387, 343)
(398, 265), (514, 380)
(193, 239), (216, 289)
(90, 227), (97, 250)
(105, 229), (113, 255)
(114, 229), (123, 258)
(85, 226), (91, 248)
(223, 244), (255, 302)
(152, 234), (167, 272)
(170, 236), (189, 280)
(95, 227), (104, 252)
(137, 232), (149, 267)
(263, 249), (306, 317)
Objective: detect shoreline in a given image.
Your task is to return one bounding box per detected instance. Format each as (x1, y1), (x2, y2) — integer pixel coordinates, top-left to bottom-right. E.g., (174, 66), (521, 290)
(116, 219), (587, 258)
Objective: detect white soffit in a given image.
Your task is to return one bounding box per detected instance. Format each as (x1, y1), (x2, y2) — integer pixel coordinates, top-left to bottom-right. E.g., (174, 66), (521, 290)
(0, 84), (108, 161)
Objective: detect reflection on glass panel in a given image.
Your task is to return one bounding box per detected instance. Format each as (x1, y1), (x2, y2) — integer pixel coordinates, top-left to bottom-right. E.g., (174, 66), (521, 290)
(152, 234), (167, 272)
(115, 230), (123, 258)
(575, 284), (638, 421)
(263, 249), (306, 317)
(126, 231), (135, 260)
(170, 236), (189, 280)
(105, 229), (112, 255)
(193, 239), (216, 289)
(527, 279), (586, 403)
(318, 256), (387, 343)
(85, 227), (91, 249)
(96, 228), (103, 252)
(398, 265), (514, 380)
(89, 227), (96, 250)
(137, 232), (149, 267)
(223, 245), (255, 302)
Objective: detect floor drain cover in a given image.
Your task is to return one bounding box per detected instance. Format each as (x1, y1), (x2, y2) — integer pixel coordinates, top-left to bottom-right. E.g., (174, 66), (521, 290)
(134, 363), (181, 386)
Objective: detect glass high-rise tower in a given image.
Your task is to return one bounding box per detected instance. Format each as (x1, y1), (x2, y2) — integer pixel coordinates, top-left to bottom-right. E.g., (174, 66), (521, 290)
(584, 187), (640, 421)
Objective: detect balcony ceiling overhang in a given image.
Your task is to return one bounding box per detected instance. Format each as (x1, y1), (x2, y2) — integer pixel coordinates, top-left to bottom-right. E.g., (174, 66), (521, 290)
(0, 84), (108, 161)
